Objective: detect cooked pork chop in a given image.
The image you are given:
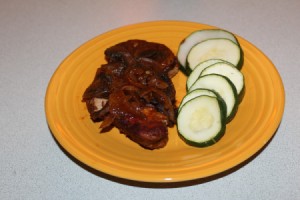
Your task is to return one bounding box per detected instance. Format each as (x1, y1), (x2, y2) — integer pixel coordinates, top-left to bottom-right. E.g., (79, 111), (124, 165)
(82, 40), (179, 149)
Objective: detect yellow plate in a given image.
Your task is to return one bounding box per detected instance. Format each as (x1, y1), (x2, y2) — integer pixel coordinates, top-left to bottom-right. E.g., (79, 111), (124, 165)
(45, 21), (285, 182)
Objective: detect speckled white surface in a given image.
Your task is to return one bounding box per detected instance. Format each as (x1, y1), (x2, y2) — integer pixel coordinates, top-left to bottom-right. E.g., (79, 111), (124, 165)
(1, 0), (299, 199)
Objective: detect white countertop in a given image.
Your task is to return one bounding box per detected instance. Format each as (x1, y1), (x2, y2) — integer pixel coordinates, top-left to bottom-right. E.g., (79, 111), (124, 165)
(1, 0), (299, 199)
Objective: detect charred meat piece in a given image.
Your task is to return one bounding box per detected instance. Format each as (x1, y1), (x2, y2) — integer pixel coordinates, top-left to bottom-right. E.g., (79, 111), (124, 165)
(105, 40), (179, 78)
(82, 40), (179, 149)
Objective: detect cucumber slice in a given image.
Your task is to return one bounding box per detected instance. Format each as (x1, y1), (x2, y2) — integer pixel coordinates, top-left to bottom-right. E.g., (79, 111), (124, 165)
(178, 88), (217, 112)
(186, 59), (226, 90)
(200, 62), (244, 95)
(177, 95), (226, 147)
(177, 29), (239, 73)
(189, 74), (238, 122)
(187, 38), (242, 70)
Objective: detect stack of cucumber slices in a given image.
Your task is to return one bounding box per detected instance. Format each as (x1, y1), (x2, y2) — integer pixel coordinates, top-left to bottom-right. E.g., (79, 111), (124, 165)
(177, 29), (245, 147)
